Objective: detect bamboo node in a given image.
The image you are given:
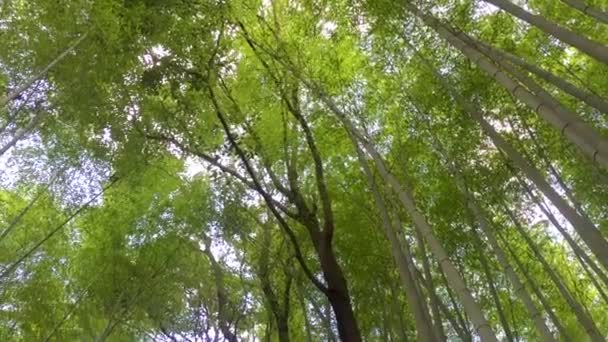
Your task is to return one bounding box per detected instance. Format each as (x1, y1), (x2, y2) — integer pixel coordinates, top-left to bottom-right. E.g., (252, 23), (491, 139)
(592, 150), (599, 163)
(490, 67), (502, 79)
(560, 122), (570, 136)
(510, 84), (523, 95)
(534, 101), (547, 114)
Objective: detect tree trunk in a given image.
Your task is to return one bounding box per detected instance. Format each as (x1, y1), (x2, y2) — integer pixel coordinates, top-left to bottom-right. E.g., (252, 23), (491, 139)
(286, 85), (362, 342)
(414, 228), (447, 341)
(0, 32), (89, 108)
(575, 251), (608, 306)
(560, 0), (608, 25)
(423, 123), (556, 342)
(475, 39), (608, 114)
(436, 267), (472, 341)
(296, 282), (314, 342)
(43, 286), (91, 342)
(258, 223), (290, 342)
(510, 187), (608, 305)
(343, 124), (498, 341)
(475, 114), (608, 270)
(394, 211), (446, 342)
(500, 233), (573, 342)
(278, 33), (498, 342)
(0, 178), (53, 242)
(406, 4), (608, 169)
(390, 282), (411, 342)
(202, 236), (238, 342)
(476, 243), (515, 342)
(483, 0), (608, 63)
(515, 178), (608, 291)
(314, 236), (361, 342)
(0, 179), (117, 280)
(472, 37), (607, 160)
(506, 208), (604, 341)
(352, 139), (438, 341)
(514, 117), (592, 221)
(472, 219), (556, 341)
(407, 243), (469, 341)
(399, 25), (605, 335)
(0, 110), (44, 157)
(280, 271), (292, 342)
(211, 87), (362, 342)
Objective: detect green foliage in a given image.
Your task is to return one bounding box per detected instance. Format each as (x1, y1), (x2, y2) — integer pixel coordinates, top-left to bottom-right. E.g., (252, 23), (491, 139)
(1, 0), (608, 340)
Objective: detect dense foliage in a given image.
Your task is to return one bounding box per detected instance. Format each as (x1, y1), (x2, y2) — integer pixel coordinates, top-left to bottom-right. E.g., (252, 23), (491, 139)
(1, 0), (608, 341)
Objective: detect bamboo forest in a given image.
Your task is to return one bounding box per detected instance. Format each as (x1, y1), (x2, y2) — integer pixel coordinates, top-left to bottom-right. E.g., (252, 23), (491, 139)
(2, 0), (608, 341)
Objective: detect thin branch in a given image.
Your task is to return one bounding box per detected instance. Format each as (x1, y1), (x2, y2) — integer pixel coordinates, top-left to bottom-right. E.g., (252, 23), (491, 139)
(1, 32), (89, 108)
(207, 86), (328, 294)
(0, 175), (119, 280)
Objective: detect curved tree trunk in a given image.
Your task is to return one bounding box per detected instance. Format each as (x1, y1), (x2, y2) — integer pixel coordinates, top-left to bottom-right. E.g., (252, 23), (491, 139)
(210, 83), (362, 342)
(272, 27), (498, 341)
(483, 0), (608, 63)
(284, 80), (362, 342)
(314, 238), (360, 342)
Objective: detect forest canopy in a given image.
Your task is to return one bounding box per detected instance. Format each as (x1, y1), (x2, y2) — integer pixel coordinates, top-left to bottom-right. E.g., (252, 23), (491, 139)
(1, 0), (608, 341)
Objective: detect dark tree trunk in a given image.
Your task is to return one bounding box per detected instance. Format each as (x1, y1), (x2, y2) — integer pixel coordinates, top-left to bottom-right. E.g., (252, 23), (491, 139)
(316, 236), (361, 342)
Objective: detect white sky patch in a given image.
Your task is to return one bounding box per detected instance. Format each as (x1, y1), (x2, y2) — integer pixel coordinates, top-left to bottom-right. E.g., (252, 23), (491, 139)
(474, 1), (499, 17)
(0, 134), (109, 208)
(0, 136), (37, 188)
(139, 45), (171, 68)
(562, 46), (578, 65)
(259, 0), (272, 16)
(181, 156), (207, 179)
(357, 20), (371, 37)
(320, 21), (337, 38)
(126, 101), (139, 121)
